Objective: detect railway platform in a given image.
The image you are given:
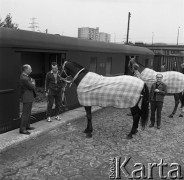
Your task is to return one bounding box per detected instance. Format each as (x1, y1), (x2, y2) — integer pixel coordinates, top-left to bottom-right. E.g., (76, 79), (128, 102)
(0, 106), (102, 153)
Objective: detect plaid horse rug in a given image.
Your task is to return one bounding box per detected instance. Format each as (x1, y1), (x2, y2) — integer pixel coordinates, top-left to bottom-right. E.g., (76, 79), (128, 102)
(77, 72), (144, 108)
(140, 68), (184, 93)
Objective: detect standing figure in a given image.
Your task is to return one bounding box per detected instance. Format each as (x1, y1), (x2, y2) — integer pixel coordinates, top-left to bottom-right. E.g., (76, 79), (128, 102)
(149, 74), (167, 129)
(172, 62), (178, 71)
(161, 63), (166, 72)
(45, 62), (64, 122)
(181, 63), (184, 74)
(19, 64), (36, 135)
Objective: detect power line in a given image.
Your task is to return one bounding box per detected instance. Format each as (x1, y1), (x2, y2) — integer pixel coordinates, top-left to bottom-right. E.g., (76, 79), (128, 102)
(28, 17), (39, 31)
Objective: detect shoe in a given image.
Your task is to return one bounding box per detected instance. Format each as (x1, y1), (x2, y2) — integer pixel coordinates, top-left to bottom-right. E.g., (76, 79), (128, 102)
(157, 126), (160, 129)
(149, 124), (154, 128)
(47, 117), (52, 122)
(55, 116), (61, 121)
(26, 127), (35, 130)
(19, 130), (31, 135)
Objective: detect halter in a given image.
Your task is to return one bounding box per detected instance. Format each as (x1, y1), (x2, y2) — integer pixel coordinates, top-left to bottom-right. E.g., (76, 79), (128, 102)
(62, 61), (85, 87)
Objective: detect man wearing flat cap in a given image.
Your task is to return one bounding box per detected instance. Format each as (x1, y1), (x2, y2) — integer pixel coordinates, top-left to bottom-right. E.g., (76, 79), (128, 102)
(45, 62), (64, 122)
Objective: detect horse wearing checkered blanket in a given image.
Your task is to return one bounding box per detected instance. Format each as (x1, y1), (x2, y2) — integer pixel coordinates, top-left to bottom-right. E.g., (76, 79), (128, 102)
(129, 61), (184, 118)
(61, 61), (149, 139)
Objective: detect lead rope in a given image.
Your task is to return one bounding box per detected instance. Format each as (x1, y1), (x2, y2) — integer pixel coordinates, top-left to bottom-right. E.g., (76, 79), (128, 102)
(61, 82), (67, 107)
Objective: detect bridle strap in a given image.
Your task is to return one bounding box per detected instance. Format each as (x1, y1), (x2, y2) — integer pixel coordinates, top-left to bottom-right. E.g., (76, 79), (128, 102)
(62, 61), (85, 87)
(69, 68), (85, 87)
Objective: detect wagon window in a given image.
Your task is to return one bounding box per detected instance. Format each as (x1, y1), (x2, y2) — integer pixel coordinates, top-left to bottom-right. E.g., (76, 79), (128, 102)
(106, 57), (112, 76)
(89, 57), (97, 72)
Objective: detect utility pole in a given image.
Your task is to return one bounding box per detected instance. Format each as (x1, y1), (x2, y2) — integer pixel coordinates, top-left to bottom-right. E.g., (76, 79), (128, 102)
(152, 32), (154, 46)
(28, 17), (38, 31)
(126, 12), (131, 44)
(177, 26), (180, 45)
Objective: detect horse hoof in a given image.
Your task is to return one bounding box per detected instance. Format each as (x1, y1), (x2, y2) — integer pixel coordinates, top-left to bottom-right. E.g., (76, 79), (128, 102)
(126, 134), (133, 139)
(86, 133), (92, 138)
(83, 128), (93, 133)
(132, 130), (138, 135)
(83, 129), (88, 133)
(127, 113), (132, 116)
(179, 114), (183, 117)
(169, 114), (173, 118)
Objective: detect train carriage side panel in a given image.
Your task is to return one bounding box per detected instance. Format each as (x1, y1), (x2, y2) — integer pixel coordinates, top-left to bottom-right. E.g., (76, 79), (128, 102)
(0, 48), (21, 133)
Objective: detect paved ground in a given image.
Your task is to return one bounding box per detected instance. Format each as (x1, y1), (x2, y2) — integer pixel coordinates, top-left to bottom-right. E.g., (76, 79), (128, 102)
(0, 96), (184, 180)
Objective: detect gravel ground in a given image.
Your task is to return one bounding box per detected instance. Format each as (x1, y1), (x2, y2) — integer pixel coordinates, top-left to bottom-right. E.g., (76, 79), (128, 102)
(0, 96), (184, 180)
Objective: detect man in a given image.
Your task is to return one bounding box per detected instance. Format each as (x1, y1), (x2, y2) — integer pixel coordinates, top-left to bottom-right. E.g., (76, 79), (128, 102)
(19, 64), (36, 135)
(181, 63), (184, 74)
(173, 62), (178, 71)
(149, 74), (167, 129)
(161, 63), (166, 72)
(45, 62), (63, 122)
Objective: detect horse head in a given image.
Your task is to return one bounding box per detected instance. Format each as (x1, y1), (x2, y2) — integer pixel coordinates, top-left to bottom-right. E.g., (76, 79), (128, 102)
(61, 61), (88, 87)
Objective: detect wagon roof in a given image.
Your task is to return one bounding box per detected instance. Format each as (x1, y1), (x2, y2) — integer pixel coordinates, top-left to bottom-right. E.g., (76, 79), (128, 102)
(0, 28), (154, 55)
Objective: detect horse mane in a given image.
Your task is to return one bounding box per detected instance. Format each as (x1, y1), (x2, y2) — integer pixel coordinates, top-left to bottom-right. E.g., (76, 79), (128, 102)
(66, 61), (88, 73)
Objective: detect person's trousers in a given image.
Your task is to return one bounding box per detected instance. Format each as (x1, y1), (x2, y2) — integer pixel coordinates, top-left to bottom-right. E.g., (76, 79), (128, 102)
(20, 102), (32, 131)
(150, 101), (163, 126)
(47, 95), (61, 117)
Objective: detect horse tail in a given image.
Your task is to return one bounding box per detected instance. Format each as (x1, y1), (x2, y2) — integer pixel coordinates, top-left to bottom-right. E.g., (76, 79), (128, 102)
(180, 91), (184, 107)
(140, 83), (149, 129)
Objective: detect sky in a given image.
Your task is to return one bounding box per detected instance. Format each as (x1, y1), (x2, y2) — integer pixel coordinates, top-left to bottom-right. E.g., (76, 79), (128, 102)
(0, 0), (184, 44)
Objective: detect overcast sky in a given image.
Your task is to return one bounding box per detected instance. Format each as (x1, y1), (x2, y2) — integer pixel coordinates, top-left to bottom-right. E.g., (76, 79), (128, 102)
(0, 0), (184, 44)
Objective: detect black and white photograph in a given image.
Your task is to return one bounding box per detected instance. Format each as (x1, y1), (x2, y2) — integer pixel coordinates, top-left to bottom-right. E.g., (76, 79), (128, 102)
(0, 0), (184, 179)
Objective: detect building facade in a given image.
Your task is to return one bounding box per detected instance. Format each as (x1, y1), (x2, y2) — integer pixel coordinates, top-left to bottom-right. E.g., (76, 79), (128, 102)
(99, 32), (111, 42)
(78, 27), (99, 41)
(78, 27), (110, 42)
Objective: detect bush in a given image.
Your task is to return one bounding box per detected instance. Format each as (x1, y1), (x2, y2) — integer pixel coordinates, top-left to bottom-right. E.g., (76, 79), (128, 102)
(35, 87), (46, 102)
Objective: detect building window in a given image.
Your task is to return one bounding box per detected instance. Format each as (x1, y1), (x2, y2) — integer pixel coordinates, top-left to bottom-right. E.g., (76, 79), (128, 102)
(89, 57), (97, 72)
(106, 57), (112, 75)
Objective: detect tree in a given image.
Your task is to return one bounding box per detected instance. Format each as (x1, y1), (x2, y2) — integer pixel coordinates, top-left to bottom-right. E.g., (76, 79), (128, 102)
(0, 18), (4, 27)
(0, 13), (18, 29)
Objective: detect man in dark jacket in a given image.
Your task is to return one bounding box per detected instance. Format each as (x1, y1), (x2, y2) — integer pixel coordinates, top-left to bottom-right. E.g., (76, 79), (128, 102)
(149, 74), (167, 129)
(19, 64), (36, 135)
(45, 62), (64, 122)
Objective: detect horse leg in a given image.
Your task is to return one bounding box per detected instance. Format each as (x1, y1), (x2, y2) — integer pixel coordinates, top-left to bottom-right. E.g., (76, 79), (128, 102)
(127, 105), (141, 139)
(169, 94), (180, 118)
(83, 106), (93, 138)
(179, 92), (184, 117)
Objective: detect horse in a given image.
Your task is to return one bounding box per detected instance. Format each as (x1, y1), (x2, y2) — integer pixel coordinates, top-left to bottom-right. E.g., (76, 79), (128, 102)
(129, 60), (184, 118)
(60, 61), (150, 139)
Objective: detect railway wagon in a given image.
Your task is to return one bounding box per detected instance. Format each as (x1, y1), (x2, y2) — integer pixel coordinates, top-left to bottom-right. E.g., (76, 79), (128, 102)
(153, 53), (184, 72)
(0, 28), (154, 133)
